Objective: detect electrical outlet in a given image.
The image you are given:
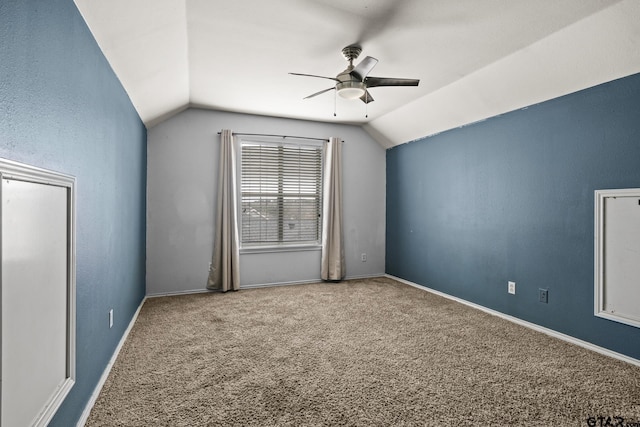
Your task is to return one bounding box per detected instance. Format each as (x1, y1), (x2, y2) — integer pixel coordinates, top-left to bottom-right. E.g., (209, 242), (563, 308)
(361, 253), (367, 262)
(508, 281), (516, 295)
(539, 288), (548, 304)
(109, 309), (114, 328)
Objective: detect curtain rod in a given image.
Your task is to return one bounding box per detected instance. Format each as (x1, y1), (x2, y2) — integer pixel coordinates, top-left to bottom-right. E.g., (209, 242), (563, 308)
(217, 132), (339, 143)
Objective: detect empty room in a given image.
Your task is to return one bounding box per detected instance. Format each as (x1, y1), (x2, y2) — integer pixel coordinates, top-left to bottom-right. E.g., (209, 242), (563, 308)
(2, 0), (640, 426)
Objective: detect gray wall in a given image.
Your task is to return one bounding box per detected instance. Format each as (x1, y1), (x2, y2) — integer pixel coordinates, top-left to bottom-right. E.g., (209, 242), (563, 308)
(147, 109), (385, 295)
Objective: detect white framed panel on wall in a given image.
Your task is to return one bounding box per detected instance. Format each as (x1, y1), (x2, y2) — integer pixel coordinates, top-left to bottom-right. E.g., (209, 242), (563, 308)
(594, 188), (640, 329)
(0, 158), (76, 427)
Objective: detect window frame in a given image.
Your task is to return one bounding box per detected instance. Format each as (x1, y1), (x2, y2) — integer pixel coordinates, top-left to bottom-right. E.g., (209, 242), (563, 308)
(237, 137), (324, 253)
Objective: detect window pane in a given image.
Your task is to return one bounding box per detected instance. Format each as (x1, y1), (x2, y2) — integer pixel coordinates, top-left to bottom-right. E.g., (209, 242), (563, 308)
(241, 141), (322, 245)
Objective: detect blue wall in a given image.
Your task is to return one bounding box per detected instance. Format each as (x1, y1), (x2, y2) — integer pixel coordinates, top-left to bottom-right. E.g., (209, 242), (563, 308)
(1, 0), (146, 425)
(387, 72), (640, 360)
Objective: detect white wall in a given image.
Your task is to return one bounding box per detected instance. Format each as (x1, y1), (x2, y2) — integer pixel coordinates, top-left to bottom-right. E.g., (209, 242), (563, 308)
(146, 109), (386, 295)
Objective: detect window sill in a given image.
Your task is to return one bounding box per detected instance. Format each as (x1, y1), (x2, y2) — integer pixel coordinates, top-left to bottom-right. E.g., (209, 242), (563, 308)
(240, 244), (321, 254)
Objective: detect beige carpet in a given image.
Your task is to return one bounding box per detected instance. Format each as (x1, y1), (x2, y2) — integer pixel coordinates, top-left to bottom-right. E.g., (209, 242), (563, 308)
(86, 277), (640, 426)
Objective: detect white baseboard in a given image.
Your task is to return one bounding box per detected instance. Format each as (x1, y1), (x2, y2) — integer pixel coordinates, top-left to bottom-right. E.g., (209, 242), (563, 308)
(241, 279), (321, 289)
(345, 273), (387, 281)
(240, 273), (385, 290)
(146, 288), (214, 298)
(76, 297), (147, 427)
(145, 274), (387, 296)
(386, 274), (640, 368)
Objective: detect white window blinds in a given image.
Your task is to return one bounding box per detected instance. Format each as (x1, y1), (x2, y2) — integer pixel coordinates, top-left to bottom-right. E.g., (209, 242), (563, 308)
(241, 141), (323, 245)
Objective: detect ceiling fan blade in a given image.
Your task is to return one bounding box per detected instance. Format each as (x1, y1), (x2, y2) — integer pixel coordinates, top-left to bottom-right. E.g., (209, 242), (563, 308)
(350, 56), (378, 81)
(360, 90), (374, 104)
(304, 87), (335, 99)
(365, 77), (420, 87)
(290, 72), (340, 82)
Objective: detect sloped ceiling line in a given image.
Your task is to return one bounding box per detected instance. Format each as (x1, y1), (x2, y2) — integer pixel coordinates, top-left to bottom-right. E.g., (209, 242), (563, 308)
(74, 0), (640, 147)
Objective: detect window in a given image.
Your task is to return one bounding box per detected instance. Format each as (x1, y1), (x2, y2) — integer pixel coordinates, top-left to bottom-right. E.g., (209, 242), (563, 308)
(240, 140), (323, 247)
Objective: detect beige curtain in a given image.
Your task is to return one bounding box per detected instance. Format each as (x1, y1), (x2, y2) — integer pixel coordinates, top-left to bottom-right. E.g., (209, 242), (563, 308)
(321, 137), (346, 281)
(207, 129), (240, 292)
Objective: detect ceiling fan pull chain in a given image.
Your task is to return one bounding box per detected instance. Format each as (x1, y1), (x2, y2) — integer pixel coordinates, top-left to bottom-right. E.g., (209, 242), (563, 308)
(334, 90), (337, 117)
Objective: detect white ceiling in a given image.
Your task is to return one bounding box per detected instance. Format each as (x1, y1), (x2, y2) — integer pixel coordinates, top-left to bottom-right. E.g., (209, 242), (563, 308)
(74, 0), (640, 148)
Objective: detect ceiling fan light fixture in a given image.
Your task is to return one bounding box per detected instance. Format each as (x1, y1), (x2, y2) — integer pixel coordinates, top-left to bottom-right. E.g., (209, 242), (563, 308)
(336, 81), (366, 99)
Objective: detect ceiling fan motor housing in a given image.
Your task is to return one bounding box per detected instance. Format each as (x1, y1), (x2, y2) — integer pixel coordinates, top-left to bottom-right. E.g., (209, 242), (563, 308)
(336, 68), (366, 99)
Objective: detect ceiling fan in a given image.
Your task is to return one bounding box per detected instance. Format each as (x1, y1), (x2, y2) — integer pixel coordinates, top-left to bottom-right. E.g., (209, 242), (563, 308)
(290, 45), (420, 104)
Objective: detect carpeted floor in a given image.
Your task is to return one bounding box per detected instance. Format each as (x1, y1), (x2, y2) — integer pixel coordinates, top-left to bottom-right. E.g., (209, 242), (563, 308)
(86, 277), (640, 426)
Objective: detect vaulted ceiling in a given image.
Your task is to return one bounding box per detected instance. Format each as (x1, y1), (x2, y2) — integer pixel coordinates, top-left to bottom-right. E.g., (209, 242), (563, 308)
(74, 0), (640, 148)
